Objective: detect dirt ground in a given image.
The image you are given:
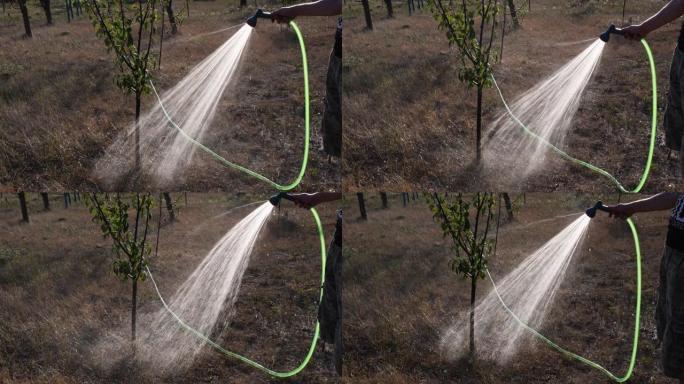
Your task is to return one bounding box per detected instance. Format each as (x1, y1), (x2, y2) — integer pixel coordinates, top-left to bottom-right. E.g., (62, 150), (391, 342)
(343, 0), (683, 192)
(0, 1), (339, 192)
(0, 193), (340, 383)
(342, 192), (675, 383)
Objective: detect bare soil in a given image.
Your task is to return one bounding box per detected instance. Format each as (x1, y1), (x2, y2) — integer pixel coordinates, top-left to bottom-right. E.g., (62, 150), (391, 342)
(343, 0), (683, 192)
(0, 1), (339, 192)
(343, 192), (675, 383)
(0, 192), (340, 383)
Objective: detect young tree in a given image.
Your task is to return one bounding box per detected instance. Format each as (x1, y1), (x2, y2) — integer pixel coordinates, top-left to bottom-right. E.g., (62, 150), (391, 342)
(18, 0), (31, 37)
(17, 192), (29, 223)
(361, 0), (373, 30)
(428, 0), (500, 163)
(83, 0), (160, 172)
(427, 192), (496, 362)
(86, 193), (153, 343)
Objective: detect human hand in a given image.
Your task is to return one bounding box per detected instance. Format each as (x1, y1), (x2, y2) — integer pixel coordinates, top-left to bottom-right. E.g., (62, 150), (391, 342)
(272, 7), (296, 24)
(621, 24), (648, 41)
(603, 203), (634, 220)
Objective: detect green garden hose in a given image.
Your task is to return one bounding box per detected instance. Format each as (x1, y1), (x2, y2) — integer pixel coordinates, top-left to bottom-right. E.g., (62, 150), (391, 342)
(487, 217), (642, 382)
(145, 206), (326, 378)
(491, 39), (657, 194)
(149, 20), (310, 192)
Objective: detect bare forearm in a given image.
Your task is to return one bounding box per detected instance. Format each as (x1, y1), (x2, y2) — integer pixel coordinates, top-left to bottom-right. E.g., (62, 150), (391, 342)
(280, 0), (341, 17)
(639, 0), (684, 34)
(310, 192), (342, 206)
(622, 193), (680, 214)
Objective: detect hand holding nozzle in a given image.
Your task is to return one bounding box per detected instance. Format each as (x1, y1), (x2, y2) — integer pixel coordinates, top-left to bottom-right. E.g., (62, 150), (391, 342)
(269, 192), (342, 209)
(586, 201), (633, 219)
(246, 9), (274, 28)
(599, 24), (626, 42)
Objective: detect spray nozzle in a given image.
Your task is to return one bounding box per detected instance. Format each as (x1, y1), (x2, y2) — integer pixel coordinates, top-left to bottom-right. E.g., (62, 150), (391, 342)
(585, 201), (609, 218)
(269, 192), (294, 207)
(246, 9), (272, 28)
(599, 24), (623, 42)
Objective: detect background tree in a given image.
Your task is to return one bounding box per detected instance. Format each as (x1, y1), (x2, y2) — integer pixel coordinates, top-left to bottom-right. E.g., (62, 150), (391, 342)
(83, 0), (161, 172)
(41, 193), (50, 211)
(427, 192), (497, 363)
(18, 0), (31, 37)
(86, 193), (153, 343)
(506, 0), (518, 28)
(17, 192), (29, 223)
(357, 192), (367, 220)
(428, 0), (500, 163)
(361, 0), (373, 29)
(383, 0), (393, 18)
(380, 192), (388, 209)
(165, 0), (177, 34)
(39, 0), (52, 25)
(162, 192), (175, 221)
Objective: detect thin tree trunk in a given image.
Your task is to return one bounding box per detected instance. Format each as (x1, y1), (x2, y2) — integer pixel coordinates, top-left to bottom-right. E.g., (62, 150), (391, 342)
(500, 0), (506, 59)
(506, 0), (518, 28)
(380, 192), (388, 209)
(158, 0), (165, 69)
(469, 274), (476, 363)
(357, 193), (367, 220)
(361, 0), (373, 30)
(622, 0), (627, 25)
(40, 0), (52, 25)
(166, 0), (177, 35)
(18, 192), (29, 223)
(135, 92), (141, 172)
(41, 193), (50, 211)
(131, 279), (137, 341)
(162, 192), (175, 221)
(476, 85), (483, 164)
(18, 0), (32, 37)
(240, 0), (246, 7)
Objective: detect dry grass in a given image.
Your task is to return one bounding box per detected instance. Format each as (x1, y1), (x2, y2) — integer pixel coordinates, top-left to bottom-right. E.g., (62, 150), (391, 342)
(342, 192), (674, 383)
(0, 192), (340, 383)
(0, 1), (339, 191)
(343, 0), (683, 192)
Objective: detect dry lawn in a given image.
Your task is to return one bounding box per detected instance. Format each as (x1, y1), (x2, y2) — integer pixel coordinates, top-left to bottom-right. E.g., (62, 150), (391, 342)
(0, 192), (340, 383)
(343, 192), (674, 383)
(343, 0), (683, 192)
(0, 1), (339, 191)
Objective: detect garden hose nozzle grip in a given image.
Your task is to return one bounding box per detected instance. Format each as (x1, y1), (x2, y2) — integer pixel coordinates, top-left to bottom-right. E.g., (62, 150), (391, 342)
(269, 192), (294, 207)
(246, 9), (272, 28)
(600, 24), (624, 42)
(586, 201), (610, 218)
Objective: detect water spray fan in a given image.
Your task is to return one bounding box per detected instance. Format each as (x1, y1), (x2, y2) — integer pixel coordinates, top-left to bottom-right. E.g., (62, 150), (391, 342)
(246, 9), (273, 28)
(145, 205), (327, 378)
(486, 209), (643, 382)
(490, 25), (657, 194)
(148, 20), (310, 192)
